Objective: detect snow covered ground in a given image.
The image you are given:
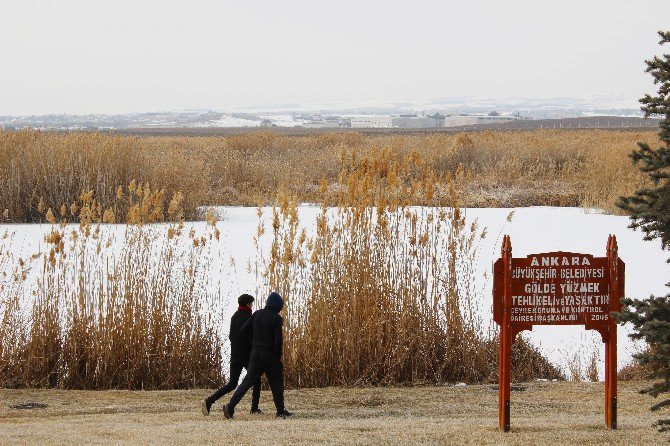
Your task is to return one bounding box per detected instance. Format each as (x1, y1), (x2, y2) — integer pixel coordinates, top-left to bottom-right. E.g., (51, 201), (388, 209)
(199, 115), (261, 127)
(193, 113), (306, 128)
(2, 206), (667, 379)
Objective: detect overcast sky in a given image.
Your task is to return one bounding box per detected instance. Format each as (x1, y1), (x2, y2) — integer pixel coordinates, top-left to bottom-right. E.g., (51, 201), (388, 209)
(1, 0), (669, 115)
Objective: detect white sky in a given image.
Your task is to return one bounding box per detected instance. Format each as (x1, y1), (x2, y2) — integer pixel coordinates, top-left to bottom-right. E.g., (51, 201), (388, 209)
(1, 0), (669, 115)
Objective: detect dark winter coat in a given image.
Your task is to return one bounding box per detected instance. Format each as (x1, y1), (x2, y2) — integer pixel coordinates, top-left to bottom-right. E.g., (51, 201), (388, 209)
(240, 294), (284, 359)
(229, 309), (253, 366)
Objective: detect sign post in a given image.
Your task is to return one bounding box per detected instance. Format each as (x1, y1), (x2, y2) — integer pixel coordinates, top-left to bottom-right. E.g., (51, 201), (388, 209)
(493, 235), (624, 432)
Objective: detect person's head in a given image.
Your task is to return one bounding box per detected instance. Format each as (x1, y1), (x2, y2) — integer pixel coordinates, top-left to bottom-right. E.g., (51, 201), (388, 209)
(238, 293), (254, 308)
(265, 292), (284, 313)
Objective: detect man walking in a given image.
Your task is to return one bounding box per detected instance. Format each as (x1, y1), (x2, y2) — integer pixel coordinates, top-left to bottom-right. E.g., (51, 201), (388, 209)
(223, 292), (292, 419)
(201, 294), (263, 416)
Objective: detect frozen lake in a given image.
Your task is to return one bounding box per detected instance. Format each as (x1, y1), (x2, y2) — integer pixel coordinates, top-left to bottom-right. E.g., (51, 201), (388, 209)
(2, 206), (668, 379)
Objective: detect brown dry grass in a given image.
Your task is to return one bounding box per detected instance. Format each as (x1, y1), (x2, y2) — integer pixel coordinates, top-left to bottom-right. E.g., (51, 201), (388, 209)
(0, 131), (206, 222)
(0, 188), (224, 389)
(259, 149), (560, 387)
(1, 151), (559, 390)
(0, 382), (666, 445)
(257, 150), (559, 387)
(145, 129), (659, 213)
(0, 129), (659, 223)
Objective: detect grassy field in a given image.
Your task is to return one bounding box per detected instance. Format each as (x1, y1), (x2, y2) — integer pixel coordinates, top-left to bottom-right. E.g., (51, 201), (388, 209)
(0, 129), (659, 222)
(0, 381), (665, 445)
(0, 149), (559, 390)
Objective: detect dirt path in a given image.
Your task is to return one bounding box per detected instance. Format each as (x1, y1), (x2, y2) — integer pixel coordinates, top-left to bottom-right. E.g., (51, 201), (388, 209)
(0, 381), (666, 445)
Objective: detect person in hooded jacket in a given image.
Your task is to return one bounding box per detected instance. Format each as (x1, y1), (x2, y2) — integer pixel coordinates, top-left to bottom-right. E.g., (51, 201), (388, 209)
(201, 294), (262, 416)
(223, 292), (292, 419)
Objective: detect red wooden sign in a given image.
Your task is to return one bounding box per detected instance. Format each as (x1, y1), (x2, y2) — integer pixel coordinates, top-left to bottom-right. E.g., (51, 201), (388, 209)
(493, 235), (624, 432)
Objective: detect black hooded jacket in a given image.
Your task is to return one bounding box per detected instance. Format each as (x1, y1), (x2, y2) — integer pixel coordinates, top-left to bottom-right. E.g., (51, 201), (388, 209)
(240, 293), (284, 359)
(229, 309), (253, 365)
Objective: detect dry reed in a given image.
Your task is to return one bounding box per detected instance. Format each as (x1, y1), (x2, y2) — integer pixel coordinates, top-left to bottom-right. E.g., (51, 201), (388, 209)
(562, 343), (601, 382)
(0, 173), (560, 389)
(258, 148), (561, 387)
(0, 127), (595, 388)
(0, 129), (658, 223)
(0, 185), (224, 389)
(0, 131), (205, 222)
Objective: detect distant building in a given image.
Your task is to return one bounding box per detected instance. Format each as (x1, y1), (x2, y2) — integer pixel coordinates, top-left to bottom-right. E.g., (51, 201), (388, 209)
(443, 115), (521, 127)
(347, 114), (525, 129)
(350, 115), (442, 129)
(391, 116), (440, 128)
(301, 116), (347, 128)
(302, 120), (341, 129)
(350, 117), (394, 128)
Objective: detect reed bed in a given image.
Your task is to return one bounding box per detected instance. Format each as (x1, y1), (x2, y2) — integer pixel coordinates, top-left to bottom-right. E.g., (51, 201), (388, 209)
(1, 153), (560, 390)
(145, 129), (656, 213)
(259, 148), (560, 387)
(0, 129), (657, 223)
(0, 131), (205, 222)
(0, 188), (224, 389)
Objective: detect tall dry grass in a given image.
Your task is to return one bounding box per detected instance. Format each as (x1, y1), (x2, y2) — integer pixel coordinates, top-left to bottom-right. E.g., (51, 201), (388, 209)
(0, 187), (224, 389)
(2, 126), (628, 388)
(258, 148), (560, 387)
(0, 129), (657, 223)
(0, 170), (561, 389)
(164, 129), (656, 212)
(0, 131), (206, 222)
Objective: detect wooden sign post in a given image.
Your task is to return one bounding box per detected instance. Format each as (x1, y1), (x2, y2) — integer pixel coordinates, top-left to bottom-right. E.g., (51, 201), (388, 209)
(493, 235), (624, 432)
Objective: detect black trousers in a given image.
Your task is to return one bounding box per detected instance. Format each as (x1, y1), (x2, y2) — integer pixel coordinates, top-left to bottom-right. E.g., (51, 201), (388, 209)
(208, 362), (260, 410)
(228, 349), (284, 413)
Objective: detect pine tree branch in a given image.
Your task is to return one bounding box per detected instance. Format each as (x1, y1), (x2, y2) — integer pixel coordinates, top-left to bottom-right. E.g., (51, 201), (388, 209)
(652, 399), (670, 411)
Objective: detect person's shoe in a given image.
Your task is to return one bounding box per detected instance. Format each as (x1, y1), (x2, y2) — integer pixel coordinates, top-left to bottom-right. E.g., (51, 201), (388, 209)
(222, 403), (235, 419)
(276, 409), (292, 419)
(201, 399), (212, 416)
(250, 408), (264, 415)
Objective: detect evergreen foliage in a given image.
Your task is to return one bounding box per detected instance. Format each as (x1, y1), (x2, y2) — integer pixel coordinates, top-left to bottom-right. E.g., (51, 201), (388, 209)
(617, 31), (670, 436)
(618, 296), (670, 431)
(619, 31), (670, 250)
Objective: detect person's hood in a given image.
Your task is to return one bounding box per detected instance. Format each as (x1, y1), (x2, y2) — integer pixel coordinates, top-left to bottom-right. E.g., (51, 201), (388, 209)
(265, 292), (284, 313)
